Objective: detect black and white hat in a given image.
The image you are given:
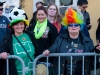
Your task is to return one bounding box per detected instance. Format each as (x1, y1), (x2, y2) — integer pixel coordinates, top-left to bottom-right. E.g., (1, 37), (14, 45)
(0, 1), (6, 6)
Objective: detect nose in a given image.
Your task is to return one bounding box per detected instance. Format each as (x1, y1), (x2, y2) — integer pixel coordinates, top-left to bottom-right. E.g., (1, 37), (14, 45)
(72, 23), (75, 27)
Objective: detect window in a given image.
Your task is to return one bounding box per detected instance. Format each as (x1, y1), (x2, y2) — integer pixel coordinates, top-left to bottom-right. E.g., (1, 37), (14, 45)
(33, 0), (78, 16)
(59, 0), (72, 15)
(43, 0), (55, 6)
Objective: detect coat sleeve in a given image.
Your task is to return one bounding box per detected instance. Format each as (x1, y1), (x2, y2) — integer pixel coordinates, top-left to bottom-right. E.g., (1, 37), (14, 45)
(88, 38), (95, 52)
(49, 23), (58, 45)
(96, 21), (100, 40)
(0, 38), (9, 53)
(86, 12), (90, 25)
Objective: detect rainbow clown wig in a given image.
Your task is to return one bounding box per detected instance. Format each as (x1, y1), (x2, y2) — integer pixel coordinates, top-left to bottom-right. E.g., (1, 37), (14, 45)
(63, 6), (84, 28)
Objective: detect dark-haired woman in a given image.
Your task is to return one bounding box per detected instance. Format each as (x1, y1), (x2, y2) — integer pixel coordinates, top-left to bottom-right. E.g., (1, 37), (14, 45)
(28, 7), (58, 75)
(29, 1), (44, 25)
(28, 6), (58, 59)
(0, 8), (36, 75)
(47, 3), (66, 34)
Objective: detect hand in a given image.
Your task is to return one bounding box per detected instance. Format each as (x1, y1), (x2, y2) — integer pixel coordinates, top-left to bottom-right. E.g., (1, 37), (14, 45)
(96, 43), (100, 50)
(87, 24), (92, 29)
(0, 52), (9, 59)
(96, 40), (99, 44)
(43, 50), (50, 56)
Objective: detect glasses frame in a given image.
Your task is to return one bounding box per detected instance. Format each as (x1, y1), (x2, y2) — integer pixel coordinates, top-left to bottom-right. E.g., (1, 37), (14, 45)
(68, 24), (80, 27)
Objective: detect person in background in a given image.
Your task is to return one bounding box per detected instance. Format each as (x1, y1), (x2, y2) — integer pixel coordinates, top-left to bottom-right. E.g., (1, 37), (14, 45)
(29, 1), (43, 26)
(47, 3), (66, 34)
(28, 7), (58, 75)
(43, 6), (96, 75)
(0, 7), (36, 75)
(95, 18), (100, 75)
(0, 1), (10, 75)
(77, 0), (91, 37)
(0, 1), (10, 44)
(96, 18), (100, 43)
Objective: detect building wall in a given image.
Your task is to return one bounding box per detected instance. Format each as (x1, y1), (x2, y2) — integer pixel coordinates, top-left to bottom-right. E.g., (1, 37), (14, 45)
(87, 0), (100, 45)
(24, 0), (100, 45)
(23, 0), (33, 21)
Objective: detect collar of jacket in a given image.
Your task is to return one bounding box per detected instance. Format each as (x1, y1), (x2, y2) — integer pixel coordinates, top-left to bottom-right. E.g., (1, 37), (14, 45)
(60, 30), (91, 42)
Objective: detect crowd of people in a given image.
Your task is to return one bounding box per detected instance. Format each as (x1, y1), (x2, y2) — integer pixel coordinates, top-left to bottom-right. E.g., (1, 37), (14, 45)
(0, 0), (100, 75)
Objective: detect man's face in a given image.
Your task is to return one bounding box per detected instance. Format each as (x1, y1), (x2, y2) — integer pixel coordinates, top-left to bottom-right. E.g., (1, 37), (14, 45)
(78, 4), (88, 12)
(0, 6), (3, 16)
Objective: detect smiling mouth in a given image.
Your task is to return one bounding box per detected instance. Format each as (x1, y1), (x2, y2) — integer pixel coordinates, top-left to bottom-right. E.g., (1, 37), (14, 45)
(72, 28), (75, 30)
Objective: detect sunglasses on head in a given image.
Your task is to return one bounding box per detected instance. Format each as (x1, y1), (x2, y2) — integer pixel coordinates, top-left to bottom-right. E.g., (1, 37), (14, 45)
(68, 24), (80, 27)
(0, 8), (3, 11)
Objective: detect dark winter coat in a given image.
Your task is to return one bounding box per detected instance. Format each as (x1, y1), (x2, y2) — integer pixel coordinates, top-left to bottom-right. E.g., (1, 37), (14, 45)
(83, 11), (91, 30)
(0, 31), (37, 75)
(49, 31), (94, 75)
(96, 21), (100, 40)
(29, 11), (37, 26)
(28, 21), (58, 62)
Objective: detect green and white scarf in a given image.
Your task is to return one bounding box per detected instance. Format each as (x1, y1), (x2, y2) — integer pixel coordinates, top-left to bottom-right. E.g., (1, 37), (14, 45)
(34, 19), (47, 39)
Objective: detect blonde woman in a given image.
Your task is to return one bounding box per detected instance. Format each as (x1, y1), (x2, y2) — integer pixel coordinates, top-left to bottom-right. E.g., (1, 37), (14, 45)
(47, 3), (66, 34)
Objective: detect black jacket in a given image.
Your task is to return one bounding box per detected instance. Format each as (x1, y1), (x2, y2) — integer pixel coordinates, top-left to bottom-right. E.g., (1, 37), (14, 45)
(29, 11), (37, 26)
(49, 31), (94, 75)
(28, 21), (58, 62)
(96, 21), (100, 40)
(0, 31), (37, 75)
(83, 11), (91, 30)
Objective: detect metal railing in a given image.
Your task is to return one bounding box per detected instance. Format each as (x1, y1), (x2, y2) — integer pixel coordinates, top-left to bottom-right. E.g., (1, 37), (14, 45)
(0, 55), (25, 75)
(0, 53), (100, 75)
(33, 53), (100, 75)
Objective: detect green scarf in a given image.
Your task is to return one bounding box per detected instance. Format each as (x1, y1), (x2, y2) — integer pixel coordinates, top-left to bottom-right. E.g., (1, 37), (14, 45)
(34, 19), (47, 39)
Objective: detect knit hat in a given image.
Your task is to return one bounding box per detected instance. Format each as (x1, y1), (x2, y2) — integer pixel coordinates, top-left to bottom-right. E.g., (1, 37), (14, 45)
(9, 7), (29, 27)
(63, 6), (84, 26)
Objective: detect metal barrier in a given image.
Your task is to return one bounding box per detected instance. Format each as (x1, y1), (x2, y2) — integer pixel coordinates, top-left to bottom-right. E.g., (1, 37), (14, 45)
(33, 53), (100, 75)
(0, 55), (25, 75)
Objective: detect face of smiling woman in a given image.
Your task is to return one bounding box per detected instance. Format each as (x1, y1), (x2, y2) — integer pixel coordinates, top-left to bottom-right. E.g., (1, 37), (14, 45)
(36, 10), (47, 23)
(68, 23), (80, 34)
(12, 21), (25, 36)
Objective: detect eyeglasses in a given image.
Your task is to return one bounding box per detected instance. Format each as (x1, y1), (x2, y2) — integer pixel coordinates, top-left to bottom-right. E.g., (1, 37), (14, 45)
(0, 8), (3, 11)
(68, 24), (79, 27)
